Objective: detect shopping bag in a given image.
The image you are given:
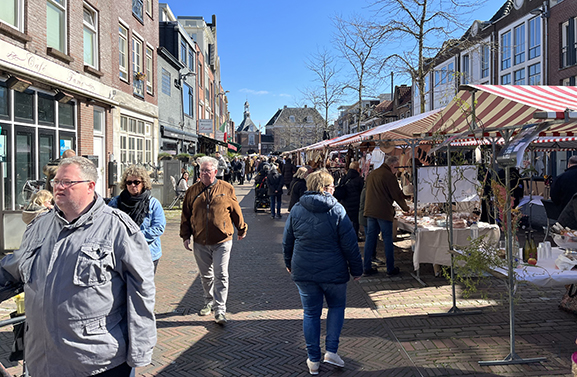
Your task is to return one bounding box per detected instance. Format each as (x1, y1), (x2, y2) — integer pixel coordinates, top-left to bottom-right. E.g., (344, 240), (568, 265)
(559, 284), (577, 315)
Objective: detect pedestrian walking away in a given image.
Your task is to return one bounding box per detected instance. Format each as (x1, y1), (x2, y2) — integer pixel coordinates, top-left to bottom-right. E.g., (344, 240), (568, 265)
(180, 156), (248, 325)
(108, 164), (167, 273)
(283, 169), (363, 375)
(267, 164), (284, 218)
(363, 155), (410, 276)
(0, 156), (156, 377)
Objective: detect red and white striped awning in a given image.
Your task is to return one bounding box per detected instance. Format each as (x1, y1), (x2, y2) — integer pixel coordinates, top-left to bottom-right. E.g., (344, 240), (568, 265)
(425, 85), (577, 138)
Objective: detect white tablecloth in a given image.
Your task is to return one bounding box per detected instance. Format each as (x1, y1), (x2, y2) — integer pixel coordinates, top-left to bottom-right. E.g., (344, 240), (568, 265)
(397, 220), (501, 271)
(493, 248), (577, 287)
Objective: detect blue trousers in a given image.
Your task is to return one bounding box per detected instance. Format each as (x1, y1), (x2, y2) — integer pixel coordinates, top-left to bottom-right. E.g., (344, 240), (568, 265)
(270, 194), (282, 216)
(363, 217), (395, 273)
(295, 281), (347, 362)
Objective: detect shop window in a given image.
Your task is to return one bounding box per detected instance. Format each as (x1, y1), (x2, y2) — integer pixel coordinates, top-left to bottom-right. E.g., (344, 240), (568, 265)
(39, 132), (55, 176)
(14, 89), (34, 123)
(0, 82), (9, 120)
(38, 93), (55, 125)
(59, 133), (75, 156)
(58, 101), (75, 129)
(119, 24), (128, 81)
(83, 5), (98, 68)
(47, 0), (67, 53)
(15, 127), (35, 208)
(0, 126), (12, 208)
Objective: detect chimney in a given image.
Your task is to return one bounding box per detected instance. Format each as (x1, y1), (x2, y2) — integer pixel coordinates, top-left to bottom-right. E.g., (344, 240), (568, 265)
(304, 104), (307, 108)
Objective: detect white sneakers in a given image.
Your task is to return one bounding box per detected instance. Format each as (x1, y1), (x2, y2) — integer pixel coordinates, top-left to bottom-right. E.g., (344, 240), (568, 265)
(323, 351), (345, 367)
(306, 359), (319, 375)
(307, 352), (344, 374)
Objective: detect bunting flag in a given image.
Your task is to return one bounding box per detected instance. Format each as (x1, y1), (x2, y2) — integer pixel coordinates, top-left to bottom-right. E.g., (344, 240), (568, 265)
(220, 122), (227, 141)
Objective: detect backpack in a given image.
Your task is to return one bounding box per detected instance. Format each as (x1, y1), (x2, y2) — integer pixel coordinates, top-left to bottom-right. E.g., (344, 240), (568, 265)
(333, 178), (350, 201)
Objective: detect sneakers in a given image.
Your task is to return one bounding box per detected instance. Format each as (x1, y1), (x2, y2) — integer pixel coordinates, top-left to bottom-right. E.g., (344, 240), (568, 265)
(271, 214), (276, 219)
(306, 359), (319, 375)
(324, 351), (345, 367)
(362, 268), (379, 277)
(387, 267), (400, 276)
(215, 313), (227, 325)
(276, 214), (282, 219)
(199, 303), (213, 316)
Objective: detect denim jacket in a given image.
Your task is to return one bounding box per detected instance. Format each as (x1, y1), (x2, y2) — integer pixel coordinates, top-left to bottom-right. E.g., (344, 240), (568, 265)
(0, 195), (156, 376)
(108, 195), (166, 261)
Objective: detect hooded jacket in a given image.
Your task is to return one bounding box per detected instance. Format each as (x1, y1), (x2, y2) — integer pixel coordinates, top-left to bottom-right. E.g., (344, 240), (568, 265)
(0, 196), (156, 377)
(283, 191), (363, 284)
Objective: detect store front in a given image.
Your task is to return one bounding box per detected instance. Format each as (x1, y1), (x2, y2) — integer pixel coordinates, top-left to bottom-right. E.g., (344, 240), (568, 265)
(160, 125), (198, 155)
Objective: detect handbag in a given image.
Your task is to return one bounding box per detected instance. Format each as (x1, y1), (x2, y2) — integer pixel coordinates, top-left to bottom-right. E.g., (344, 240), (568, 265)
(559, 284), (577, 315)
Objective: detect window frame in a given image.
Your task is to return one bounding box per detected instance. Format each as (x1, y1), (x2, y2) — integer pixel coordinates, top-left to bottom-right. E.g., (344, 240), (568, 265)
(0, 0), (24, 32)
(145, 45), (153, 95)
(514, 24), (525, 65)
(132, 36), (144, 97)
(514, 68), (525, 85)
(501, 31), (511, 70)
(501, 73), (511, 85)
(161, 69), (171, 96)
(528, 63), (541, 85)
(180, 40), (187, 66)
(132, 0), (143, 22)
(528, 17), (541, 60)
(182, 82), (193, 118)
(47, 0), (67, 54)
(119, 24), (129, 81)
(83, 4), (98, 69)
(462, 54), (470, 84)
(481, 45), (490, 78)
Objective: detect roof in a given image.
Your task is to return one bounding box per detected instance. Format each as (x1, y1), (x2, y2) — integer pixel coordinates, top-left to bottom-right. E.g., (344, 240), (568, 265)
(266, 106), (324, 126)
(236, 116), (257, 132)
(425, 85), (577, 139)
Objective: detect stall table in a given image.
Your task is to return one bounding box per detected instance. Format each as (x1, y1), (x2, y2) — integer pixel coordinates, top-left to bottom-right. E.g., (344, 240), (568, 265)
(397, 219), (501, 272)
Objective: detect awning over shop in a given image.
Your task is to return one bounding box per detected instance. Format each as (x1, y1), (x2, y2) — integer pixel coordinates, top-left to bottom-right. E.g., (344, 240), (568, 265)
(199, 134), (227, 147)
(426, 85), (577, 138)
(161, 125), (198, 142)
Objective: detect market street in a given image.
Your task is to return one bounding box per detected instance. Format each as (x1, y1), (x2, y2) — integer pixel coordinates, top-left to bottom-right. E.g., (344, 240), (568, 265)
(0, 184), (575, 376)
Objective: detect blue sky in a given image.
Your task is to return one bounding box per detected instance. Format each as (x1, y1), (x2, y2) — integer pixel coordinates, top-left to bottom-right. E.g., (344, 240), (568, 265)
(166, 0), (506, 131)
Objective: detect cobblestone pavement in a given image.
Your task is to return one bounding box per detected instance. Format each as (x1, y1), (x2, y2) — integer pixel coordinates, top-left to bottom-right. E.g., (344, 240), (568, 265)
(0, 184), (575, 376)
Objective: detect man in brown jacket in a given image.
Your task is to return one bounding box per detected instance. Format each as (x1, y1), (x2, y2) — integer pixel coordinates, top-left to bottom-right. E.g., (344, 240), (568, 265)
(363, 155), (409, 276)
(180, 156), (248, 325)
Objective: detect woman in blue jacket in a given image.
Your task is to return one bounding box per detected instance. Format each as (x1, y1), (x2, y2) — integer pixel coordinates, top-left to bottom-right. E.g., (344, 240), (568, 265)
(283, 169), (363, 375)
(109, 165), (166, 273)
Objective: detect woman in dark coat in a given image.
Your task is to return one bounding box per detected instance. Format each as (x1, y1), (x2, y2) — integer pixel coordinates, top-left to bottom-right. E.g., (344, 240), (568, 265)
(288, 166), (312, 211)
(282, 158), (297, 191)
(336, 161), (364, 238)
(283, 169), (363, 375)
(267, 165), (284, 219)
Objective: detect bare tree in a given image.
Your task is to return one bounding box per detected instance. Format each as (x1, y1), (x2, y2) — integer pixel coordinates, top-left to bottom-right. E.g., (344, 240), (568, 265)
(333, 14), (387, 133)
(301, 48), (343, 139)
(369, 0), (480, 114)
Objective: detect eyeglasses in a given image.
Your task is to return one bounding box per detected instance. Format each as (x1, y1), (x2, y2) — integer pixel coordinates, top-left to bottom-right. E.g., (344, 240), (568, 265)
(126, 180), (142, 186)
(325, 184), (335, 189)
(200, 169), (215, 174)
(51, 179), (91, 188)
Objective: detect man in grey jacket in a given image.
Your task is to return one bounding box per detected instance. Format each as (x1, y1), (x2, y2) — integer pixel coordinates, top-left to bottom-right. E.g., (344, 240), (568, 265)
(0, 157), (156, 377)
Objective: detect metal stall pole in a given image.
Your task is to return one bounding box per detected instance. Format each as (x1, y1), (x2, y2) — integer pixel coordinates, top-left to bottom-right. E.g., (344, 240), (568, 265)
(429, 142), (482, 317)
(479, 130), (546, 366)
(408, 139), (426, 286)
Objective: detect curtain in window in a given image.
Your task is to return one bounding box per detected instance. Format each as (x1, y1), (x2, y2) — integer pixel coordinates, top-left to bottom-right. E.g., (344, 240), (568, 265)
(47, 2), (64, 51)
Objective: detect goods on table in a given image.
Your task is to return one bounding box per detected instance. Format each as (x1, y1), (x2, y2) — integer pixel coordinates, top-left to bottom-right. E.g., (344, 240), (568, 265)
(551, 223), (577, 250)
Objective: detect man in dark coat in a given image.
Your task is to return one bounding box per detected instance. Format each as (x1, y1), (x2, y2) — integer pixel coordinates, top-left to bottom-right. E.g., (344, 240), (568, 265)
(363, 156), (409, 276)
(281, 158), (297, 191)
(336, 161), (364, 239)
(267, 165), (284, 219)
(551, 155), (577, 212)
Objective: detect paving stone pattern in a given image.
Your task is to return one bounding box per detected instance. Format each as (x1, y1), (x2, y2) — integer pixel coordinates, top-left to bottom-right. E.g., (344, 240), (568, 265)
(0, 184), (575, 376)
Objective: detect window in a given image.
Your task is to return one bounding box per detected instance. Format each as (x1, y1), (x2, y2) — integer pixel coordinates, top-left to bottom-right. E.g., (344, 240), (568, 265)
(145, 0), (152, 16)
(188, 49), (194, 71)
(47, 0), (66, 53)
(448, 62), (454, 82)
(14, 89), (34, 123)
(83, 5), (98, 68)
(514, 68), (525, 85)
(528, 63), (541, 85)
(501, 73), (511, 85)
(561, 19), (576, 68)
(119, 24), (128, 80)
(440, 66), (447, 84)
(514, 24), (525, 65)
(137, 138), (143, 163)
(146, 46), (153, 94)
(462, 54), (470, 84)
(0, 82), (8, 119)
(120, 135), (127, 163)
(481, 45), (490, 78)
(183, 83), (193, 117)
(132, 0), (143, 21)
(529, 17), (540, 60)
(501, 31), (511, 70)
(58, 101), (75, 129)
(145, 139), (151, 163)
(180, 40), (187, 65)
(249, 134), (255, 145)
(161, 69), (171, 95)
(1, 0), (23, 31)
(137, 120), (144, 135)
(38, 93), (55, 125)
(435, 71), (440, 86)
(132, 37), (143, 97)
(120, 116), (128, 131)
(289, 115), (295, 122)
(129, 118), (136, 133)
(128, 136), (135, 164)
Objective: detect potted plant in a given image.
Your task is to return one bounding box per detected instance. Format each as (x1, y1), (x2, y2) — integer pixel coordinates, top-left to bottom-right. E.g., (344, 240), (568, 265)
(134, 71), (146, 81)
(157, 152), (172, 161)
(176, 153), (191, 163)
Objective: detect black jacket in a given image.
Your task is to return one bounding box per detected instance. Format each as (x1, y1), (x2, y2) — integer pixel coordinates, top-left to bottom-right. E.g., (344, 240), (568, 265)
(338, 169), (364, 218)
(551, 165), (577, 211)
(281, 162), (297, 186)
(558, 193), (577, 230)
(267, 170), (284, 196)
(288, 178), (307, 211)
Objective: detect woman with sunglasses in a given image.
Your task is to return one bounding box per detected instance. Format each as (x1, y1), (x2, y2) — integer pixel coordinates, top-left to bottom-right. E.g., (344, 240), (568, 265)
(109, 165), (166, 273)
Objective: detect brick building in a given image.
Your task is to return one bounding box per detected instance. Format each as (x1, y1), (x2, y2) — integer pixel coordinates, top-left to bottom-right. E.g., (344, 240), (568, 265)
(0, 0), (159, 251)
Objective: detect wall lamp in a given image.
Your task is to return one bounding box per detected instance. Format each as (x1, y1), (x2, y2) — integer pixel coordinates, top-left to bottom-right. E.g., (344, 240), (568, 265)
(6, 76), (31, 92)
(55, 90), (73, 103)
(530, 3), (549, 18)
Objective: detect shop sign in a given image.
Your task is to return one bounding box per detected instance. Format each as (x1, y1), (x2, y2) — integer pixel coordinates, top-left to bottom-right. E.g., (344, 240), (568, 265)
(198, 119), (213, 134)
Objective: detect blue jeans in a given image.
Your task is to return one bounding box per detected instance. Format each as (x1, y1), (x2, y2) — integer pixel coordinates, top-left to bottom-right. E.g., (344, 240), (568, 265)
(270, 194), (282, 216)
(295, 281), (347, 362)
(363, 217), (394, 273)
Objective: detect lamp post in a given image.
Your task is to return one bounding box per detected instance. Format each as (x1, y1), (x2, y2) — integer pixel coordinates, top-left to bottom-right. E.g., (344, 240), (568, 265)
(179, 70), (196, 154)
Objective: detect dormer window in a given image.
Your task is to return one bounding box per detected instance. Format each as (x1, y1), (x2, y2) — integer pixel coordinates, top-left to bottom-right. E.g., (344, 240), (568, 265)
(289, 115), (295, 122)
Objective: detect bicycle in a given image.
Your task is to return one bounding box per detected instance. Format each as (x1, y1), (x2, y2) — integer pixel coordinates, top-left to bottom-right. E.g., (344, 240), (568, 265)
(0, 315), (27, 377)
(20, 180), (46, 204)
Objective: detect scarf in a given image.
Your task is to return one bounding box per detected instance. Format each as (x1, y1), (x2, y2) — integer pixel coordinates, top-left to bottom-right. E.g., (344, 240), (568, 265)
(117, 188), (150, 226)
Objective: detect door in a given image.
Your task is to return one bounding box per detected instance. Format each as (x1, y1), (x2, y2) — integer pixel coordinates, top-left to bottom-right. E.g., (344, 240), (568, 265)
(93, 108), (106, 197)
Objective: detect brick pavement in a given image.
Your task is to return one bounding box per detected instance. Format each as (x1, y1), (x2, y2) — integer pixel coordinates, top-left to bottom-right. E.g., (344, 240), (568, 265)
(0, 184), (575, 376)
